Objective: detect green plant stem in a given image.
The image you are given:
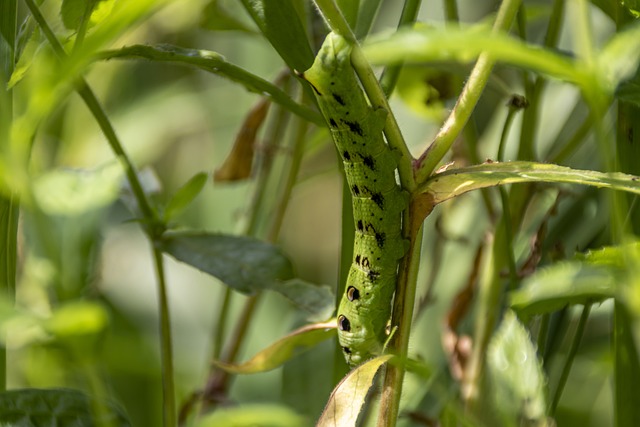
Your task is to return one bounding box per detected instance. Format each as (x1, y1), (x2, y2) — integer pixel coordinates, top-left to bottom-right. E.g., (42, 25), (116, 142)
(377, 209), (424, 427)
(549, 303), (592, 414)
(443, 0), (459, 21)
(414, 0), (522, 183)
(152, 247), (177, 427)
(23, 0), (157, 226)
(0, 0), (17, 393)
(379, 0), (422, 97)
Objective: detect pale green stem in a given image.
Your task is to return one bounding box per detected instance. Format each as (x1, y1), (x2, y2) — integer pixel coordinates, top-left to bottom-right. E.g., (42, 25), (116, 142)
(414, 0), (522, 183)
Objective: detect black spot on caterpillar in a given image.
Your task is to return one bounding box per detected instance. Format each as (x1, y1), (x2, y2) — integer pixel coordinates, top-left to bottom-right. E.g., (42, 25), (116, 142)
(301, 32), (407, 366)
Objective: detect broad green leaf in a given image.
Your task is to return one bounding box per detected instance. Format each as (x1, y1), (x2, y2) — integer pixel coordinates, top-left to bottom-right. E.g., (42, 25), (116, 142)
(487, 311), (548, 426)
(196, 404), (307, 427)
(240, 0), (314, 71)
(510, 262), (615, 319)
(578, 241), (640, 268)
(275, 279), (334, 322)
(99, 44), (323, 126)
(0, 388), (132, 426)
(363, 26), (590, 89)
(419, 161), (640, 206)
(200, 0), (256, 33)
(159, 231), (293, 294)
(597, 23), (640, 91)
(316, 355), (393, 427)
(60, 0), (115, 31)
(213, 320), (335, 374)
(163, 172), (208, 222)
(31, 162), (123, 215)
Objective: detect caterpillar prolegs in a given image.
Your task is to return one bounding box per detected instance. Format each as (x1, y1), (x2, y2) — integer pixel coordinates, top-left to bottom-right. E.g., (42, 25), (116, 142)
(301, 33), (407, 366)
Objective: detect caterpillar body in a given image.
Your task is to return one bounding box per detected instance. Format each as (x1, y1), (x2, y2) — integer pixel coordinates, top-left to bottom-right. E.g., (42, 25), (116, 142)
(302, 33), (407, 366)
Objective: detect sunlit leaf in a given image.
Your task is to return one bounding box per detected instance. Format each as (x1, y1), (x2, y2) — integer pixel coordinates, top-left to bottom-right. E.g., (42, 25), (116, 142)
(159, 231), (293, 294)
(196, 403), (307, 427)
(597, 22), (640, 90)
(164, 172), (208, 222)
(60, 0), (115, 31)
(419, 161), (640, 206)
(0, 388), (132, 426)
(317, 355), (393, 427)
(487, 311), (548, 426)
(31, 162), (123, 216)
(213, 320), (335, 374)
(510, 262), (616, 319)
(363, 26), (590, 88)
(46, 300), (109, 339)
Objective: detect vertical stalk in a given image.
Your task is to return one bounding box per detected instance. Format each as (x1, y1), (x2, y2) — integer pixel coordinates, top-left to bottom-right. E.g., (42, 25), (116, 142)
(0, 0), (18, 392)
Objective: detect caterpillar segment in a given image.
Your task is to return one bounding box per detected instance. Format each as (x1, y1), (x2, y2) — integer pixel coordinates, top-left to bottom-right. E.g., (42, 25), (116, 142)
(302, 32), (407, 366)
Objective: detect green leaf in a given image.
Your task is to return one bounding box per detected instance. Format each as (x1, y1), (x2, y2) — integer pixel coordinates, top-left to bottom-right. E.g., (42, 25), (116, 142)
(159, 231), (293, 294)
(363, 26), (590, 88)
(46, 300), (109, 339)
(419, 161), (640, 206)
(195, 404), (307, 427)
(163, 172), (208, 222)
(316, 355), (393, 427)
(597, 22), (640, 91)
(98, 44), (323, 126)
(239, 0), (314, 71)
(0, 388), (132, 426)
(616, 80), (640, 107)
(31, 162), (123, 216)
(200, 0), (256, 33)
(274, 279), (335, 322)
(487, 311), (548, 426)
(213, 320), (335, 374)
(61, 0), (115, 31)
(510, 262), (616, 320)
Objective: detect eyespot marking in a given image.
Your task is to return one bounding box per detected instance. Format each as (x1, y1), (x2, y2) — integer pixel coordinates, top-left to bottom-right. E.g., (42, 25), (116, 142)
(329, 118), (338, 127)
(361, 155), (375, 170)
(338, 315), (351, 332)
(371, 192), (384, 209)
(347, 286), (360, 301)
(341, 119), (363, 136)
(343, 151), (351, 161)
(375, 232), (386, 248)
(333, 93), (346, 106)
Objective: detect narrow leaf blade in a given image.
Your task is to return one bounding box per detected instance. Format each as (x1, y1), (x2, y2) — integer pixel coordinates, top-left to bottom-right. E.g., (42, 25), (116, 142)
(164, 172), (208, 221)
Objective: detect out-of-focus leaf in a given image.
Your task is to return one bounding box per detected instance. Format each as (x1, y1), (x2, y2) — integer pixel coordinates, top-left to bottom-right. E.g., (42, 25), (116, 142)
(196, 403), (307, 427)
(159, 231), (293, 294)
(395, 66), (453, 121)
(239, 0), (314, 71)
(46, 300), (109, 339)
(621, 0), (640, 17)
(99, 44), (323, 126)
(614, 302), (640, 427)
(597, 23), (640, 90)
(274, 279), (334, 322)
(8, 26), (42, 88)
(60, 0), (115, 31)
(510, 262), (615, 319)
(214, 98), (270, 182)
(577, 241), (640, 267)
(0, 388), (132, 426)
(213, 320), (335, 374)
(200, 0), (255, 33)
(31, 162), (123, 216)
(487, 311), (548, 426)
(419, 161), (640, 206)
(317, 355), (393, 427)
(163, 172), (208, 222)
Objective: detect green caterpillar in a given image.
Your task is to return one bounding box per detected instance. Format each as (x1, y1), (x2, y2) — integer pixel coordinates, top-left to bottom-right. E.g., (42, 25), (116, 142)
(301, 33), (407, 366)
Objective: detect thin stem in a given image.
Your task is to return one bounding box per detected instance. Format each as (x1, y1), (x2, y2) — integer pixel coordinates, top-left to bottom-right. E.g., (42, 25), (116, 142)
(0, 0), (17, 392)
(379, 0), (422, 97)
(414, 0), (522, 183)
(152, 247), (177, 427)
(24, 0), (158, 226)
(377, 205), (424, 427)
(549, 303), (592, 414)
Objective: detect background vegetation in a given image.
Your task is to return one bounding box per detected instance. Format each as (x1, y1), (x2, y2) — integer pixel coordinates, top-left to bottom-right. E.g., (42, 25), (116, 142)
(1, 0), (640, 426)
